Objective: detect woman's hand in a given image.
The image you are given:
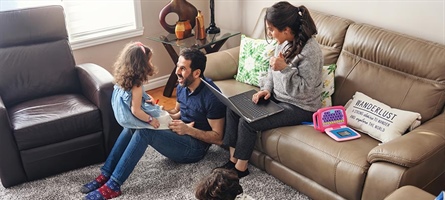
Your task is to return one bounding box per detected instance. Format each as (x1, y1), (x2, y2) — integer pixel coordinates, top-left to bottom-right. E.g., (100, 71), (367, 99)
(252, 90), (271, 104)
(269, 52), (287, 71)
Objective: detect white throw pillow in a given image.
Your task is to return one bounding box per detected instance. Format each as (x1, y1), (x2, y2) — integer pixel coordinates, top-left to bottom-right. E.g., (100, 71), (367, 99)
(344, 92), (421, 143)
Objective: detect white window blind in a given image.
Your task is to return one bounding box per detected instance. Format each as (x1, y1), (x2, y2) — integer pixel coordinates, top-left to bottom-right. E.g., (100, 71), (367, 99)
(0, 0), (143, 50)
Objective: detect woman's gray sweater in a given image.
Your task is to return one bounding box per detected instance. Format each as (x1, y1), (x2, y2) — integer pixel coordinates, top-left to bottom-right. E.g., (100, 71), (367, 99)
(260, 37), (323, 112)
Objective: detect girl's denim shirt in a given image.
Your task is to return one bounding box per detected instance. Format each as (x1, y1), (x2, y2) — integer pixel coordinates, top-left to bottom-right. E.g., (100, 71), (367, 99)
(111, 85), (163, 129)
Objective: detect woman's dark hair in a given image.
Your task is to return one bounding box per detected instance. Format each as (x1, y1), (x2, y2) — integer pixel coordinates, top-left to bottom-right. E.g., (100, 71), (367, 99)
(179, 48), (207, 77)
(195, 168), (243, 200)
(264, 1), (317, 62)
(113, 42), (157, 90)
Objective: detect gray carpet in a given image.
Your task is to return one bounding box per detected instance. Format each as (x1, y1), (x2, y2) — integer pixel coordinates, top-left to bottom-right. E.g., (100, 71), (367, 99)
(0, 145), (311, 200)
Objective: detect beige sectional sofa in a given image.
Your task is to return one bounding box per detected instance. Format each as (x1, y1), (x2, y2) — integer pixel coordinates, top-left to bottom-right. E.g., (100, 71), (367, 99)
(204, 8), (445, 200)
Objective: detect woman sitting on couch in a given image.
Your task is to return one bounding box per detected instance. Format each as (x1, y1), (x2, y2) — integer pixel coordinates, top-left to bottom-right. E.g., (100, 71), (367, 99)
(216, 1), (323, 178)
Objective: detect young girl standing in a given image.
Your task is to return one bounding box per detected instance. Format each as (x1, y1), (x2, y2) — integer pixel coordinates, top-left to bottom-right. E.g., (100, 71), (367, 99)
(80, 41), (162, 199)
(217, 1), (323, 178)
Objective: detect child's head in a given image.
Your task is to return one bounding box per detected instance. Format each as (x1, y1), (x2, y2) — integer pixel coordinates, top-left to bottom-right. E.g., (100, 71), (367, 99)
(113, 41), (157, 90)
(195, 168), (243, 200)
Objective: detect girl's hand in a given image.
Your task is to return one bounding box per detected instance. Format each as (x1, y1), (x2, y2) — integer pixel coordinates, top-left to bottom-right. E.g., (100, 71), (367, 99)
(269, 52), (287, 71)
(145, 94), (156, 105)
(145, 99), (154, 105)
(169, 120), (194, 135)
(149, 118), (160, 129)
(252, 90), (271, 104)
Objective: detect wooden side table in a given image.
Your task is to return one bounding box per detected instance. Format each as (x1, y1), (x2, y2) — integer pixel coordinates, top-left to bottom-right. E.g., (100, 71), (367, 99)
(147, 29), (240, 97)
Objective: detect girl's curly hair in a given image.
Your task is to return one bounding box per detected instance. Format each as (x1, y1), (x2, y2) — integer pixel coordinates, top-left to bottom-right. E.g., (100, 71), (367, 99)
(113, 42), (158, 90)
(195, 168), (243, 200)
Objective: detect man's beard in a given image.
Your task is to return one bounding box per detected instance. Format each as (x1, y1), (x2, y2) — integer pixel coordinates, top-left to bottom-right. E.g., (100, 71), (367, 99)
(179, 74), (195, 87)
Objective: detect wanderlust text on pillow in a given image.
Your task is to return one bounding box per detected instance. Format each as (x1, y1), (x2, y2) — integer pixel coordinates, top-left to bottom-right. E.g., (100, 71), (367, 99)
(345, 92), (421, 143)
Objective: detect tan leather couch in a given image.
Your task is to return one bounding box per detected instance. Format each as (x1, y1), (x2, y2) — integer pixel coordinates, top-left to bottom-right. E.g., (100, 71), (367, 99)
(204, 9), (445, 200)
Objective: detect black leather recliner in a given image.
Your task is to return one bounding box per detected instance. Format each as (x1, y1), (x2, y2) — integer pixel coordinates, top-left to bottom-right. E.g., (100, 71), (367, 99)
(0, 5), (122, 188)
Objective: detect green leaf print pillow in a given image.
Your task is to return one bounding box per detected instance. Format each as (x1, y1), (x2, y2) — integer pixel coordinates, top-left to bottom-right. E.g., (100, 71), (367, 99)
(235, 35), (276, 86)
(321, 64), (336, 107)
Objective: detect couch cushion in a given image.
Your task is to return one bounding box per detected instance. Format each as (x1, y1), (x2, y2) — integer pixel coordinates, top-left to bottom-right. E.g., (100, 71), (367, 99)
(205, 47), (240, 81)
(10, 94), (102, 150)
(257, 125), (379, 200)
(333, 23), (445, 122)
(311, 10), (354, 65)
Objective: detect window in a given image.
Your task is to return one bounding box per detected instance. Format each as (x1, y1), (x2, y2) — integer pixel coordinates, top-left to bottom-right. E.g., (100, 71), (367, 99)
(0, 0), (143, 50)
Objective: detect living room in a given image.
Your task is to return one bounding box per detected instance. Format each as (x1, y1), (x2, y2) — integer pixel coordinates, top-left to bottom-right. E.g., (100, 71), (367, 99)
(0, 0), (444, 200)
(77, 0), (444, 91)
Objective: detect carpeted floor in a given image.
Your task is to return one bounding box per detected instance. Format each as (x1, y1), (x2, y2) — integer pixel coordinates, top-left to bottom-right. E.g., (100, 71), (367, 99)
(0, 145), (311, 200)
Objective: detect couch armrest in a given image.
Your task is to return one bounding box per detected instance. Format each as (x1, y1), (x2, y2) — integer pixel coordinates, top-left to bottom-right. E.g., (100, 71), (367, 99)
(368, 112), (445, 167)
(0, 96), (27, 187)
(76, 63), (122, 154)
(204, 46), (240, 81)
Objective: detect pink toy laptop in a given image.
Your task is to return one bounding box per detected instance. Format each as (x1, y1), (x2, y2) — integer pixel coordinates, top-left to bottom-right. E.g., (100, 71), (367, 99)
(312, 106), (361, 141)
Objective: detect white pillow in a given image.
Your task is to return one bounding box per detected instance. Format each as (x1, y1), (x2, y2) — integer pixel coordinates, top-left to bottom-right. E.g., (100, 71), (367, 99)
(344, 92), (421, 143)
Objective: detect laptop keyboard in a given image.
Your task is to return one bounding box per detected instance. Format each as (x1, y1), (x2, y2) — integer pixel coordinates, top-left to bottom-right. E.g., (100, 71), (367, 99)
(230, 94), (269, 118)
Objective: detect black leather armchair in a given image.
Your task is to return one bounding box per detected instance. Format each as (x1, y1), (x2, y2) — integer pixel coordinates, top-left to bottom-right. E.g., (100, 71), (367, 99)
(0, 5), (122, 188)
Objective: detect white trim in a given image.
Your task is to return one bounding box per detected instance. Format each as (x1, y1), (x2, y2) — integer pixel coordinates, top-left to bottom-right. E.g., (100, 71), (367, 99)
(133, 0), (143, 29)
(70, 28), (144, 50)
(143, 75), (170, 92)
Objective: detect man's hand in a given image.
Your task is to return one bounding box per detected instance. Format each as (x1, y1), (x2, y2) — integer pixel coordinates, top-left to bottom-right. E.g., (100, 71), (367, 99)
(169, 120), (195, 135)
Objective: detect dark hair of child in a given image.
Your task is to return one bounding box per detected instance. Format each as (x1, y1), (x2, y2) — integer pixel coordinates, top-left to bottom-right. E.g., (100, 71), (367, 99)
(195, 168), (243, 200)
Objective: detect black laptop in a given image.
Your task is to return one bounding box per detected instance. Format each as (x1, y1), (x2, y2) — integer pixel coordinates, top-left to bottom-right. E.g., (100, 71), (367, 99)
(201, 78), (283, 123)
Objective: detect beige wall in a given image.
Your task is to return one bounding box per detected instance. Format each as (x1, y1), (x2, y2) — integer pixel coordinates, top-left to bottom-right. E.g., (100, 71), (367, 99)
(216, 0), (444, 45)
(73, 0), (445, 89)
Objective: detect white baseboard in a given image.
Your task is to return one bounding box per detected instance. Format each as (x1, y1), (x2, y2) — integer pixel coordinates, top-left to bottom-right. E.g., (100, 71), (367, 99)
(143, 75), (170, 91)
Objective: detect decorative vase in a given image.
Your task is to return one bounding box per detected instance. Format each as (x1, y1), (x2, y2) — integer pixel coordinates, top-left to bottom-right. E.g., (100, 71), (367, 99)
(159, 0), (198, 34)
(195, 10), (206, 40)
(175, 20), (192, 39)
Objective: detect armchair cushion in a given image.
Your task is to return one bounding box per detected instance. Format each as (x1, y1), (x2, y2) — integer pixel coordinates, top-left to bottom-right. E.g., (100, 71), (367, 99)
(10, 94), (101, 150)
(0, 39), (79, 108)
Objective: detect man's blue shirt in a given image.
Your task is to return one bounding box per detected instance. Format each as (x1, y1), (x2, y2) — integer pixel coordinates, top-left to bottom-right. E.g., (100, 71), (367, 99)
(176, 77), (226, 131)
